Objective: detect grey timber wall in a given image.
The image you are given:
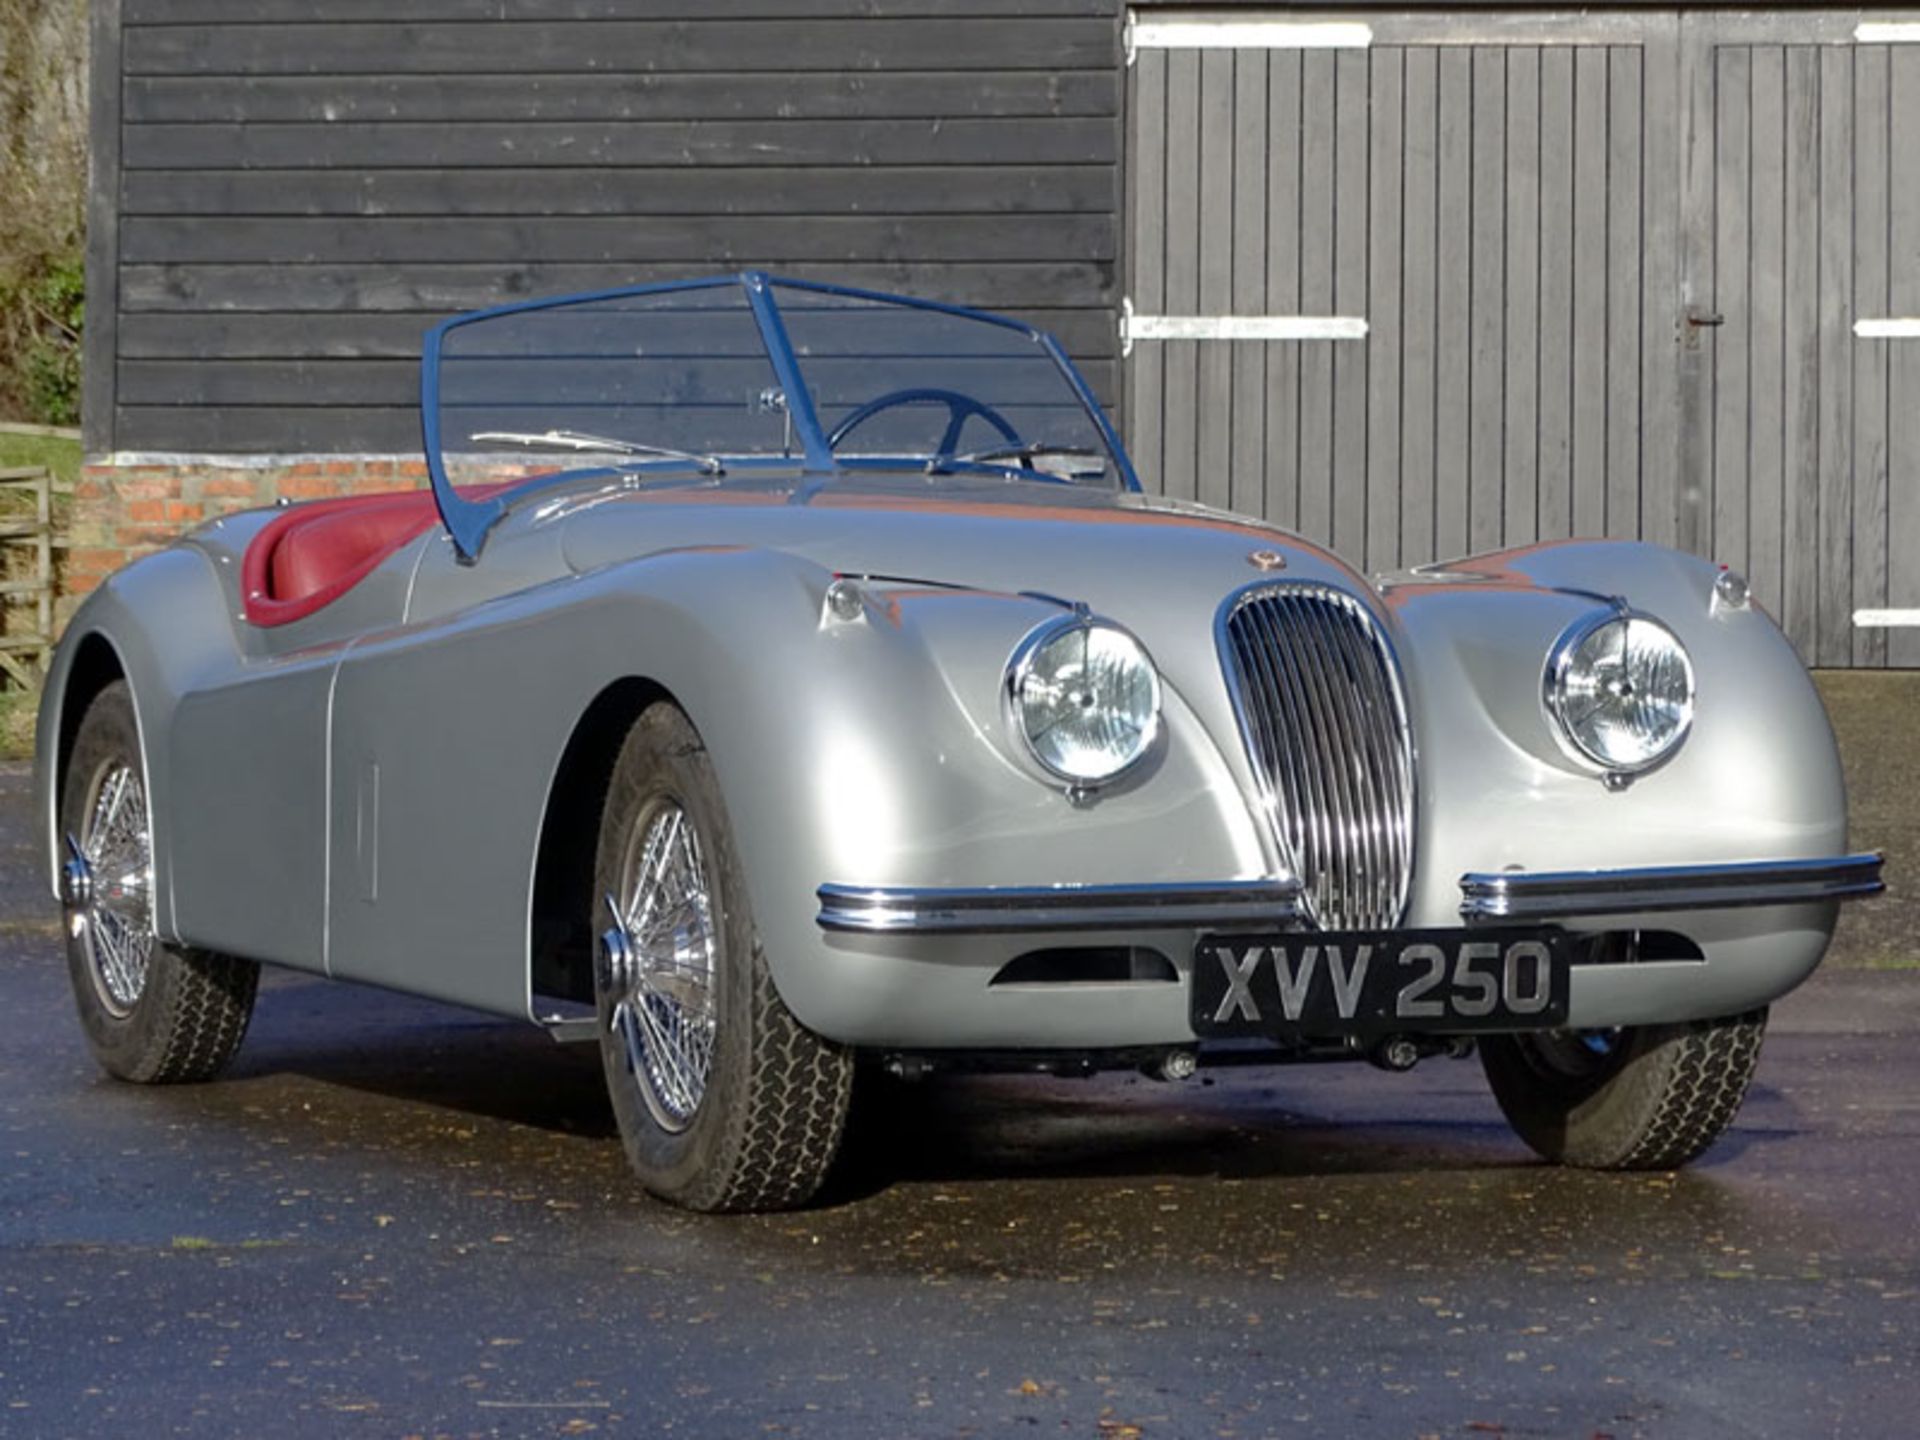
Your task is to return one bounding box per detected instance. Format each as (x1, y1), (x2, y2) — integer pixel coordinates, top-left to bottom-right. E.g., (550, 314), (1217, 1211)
(1125, 8), (1920, 668)
(93, 0), (1124, 455)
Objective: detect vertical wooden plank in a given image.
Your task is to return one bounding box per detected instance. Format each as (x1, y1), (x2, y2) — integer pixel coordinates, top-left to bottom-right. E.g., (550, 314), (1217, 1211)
(1711, 46), (1752, 577)
(83, 0), (125, 454)
(1161, 48), (1201, 503)
(1297, 50), (1338, 548)
(1537, 45), (1576, 543)
(1265, 49), (1303, 532)
(1435, 46), (1474, 560)
(1781, 45), (1821, 658)
(1127, 49), (1167, 495)
(1469, 46), (1507, 553)
(1570, 46), (1608, 538)
(1400, 46), (1440, 567)
(1815, 43), (1856, 667)
(1853, 44), (1890, 667)
(1889, 45), (1920, 668)
(1650, 16), (1691, 553)
(1366, 48), (1404, 572)
(1747, 47), (1786, 627)
(1331, 47), (1371, 564)
(1608, 46), (1646, 540)
(1503, 48), (1542, 549)
(34, 471), (51, 662)
(1229, 49), (1268, 519)
(1196, 50), (1235, 513)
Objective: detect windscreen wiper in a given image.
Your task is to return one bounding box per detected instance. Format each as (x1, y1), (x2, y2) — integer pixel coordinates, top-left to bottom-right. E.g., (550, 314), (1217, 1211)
(469, 429), (724, 476)
(930, 442), (1103, 481)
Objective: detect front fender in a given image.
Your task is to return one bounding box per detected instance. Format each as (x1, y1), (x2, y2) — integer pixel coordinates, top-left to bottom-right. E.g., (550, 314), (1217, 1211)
(663, 566), (1267, 1041)
(1389, 541), (1847, 926)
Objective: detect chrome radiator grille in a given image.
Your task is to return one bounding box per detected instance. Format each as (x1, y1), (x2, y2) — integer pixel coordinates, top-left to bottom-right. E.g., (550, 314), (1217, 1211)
(1219, 585), (1416, 931)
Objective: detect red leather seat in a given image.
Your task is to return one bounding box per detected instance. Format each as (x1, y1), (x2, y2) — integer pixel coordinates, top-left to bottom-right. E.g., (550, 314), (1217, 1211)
(242, 485), (509, 628)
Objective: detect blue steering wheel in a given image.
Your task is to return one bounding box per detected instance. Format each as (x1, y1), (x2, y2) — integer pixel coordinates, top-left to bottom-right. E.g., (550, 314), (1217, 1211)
(826, 387), (1023, 460)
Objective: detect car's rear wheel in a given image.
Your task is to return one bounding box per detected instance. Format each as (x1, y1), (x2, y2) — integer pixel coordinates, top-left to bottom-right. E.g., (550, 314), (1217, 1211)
(592, 701), (852, 1212)
(60, 681), (258, 1083)
(1480, 1009), (1768, 1170)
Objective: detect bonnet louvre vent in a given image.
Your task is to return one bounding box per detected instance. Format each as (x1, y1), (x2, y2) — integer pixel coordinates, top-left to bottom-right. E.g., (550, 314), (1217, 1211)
(1220, 585), (1416, 931)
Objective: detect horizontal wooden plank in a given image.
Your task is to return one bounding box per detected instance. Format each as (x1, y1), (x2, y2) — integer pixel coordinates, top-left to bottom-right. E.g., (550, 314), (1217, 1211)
(115, 371), (1121, 451)
(120, 261), (1116, 312)
(125, 0), (1115, 19)
(126, 71), (1118, 124)
(123, 118), (1117, 170)
(122, 355), (1105, 407)
(120, 307), (1119, 359)
(123, 20), (1117, 75)
(121, 165), (1117, 218)
(115, 405), (424, 450)
(121, 214), (1117, 265)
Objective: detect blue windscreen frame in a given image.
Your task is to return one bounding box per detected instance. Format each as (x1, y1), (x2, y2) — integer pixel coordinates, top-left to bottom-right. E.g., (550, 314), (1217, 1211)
(419, 270), (1140, 561)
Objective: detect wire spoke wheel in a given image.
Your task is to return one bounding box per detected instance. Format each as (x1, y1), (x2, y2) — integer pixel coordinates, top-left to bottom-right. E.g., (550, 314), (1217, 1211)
(1482, 1010), (1768, 1171)
(591, 702), (851, 1211)
(605, 798), (718, 1133)
(75, 761), (156, 1018)
(1513, 1027), (1629, 1087)
(59, 681), (258, 1086)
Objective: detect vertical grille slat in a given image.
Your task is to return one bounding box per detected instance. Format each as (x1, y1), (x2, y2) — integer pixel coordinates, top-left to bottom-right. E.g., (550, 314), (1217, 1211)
(1219, 585), (1416, 931)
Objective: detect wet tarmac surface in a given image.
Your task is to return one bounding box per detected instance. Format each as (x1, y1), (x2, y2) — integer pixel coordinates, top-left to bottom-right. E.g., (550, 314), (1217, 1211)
(1, 758), (1915, 1439)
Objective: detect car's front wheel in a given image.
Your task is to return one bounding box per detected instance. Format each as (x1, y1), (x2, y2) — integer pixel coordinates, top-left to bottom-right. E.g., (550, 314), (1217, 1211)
(1480, 1010), (1768, 1170)
(60, 680), (259, 1083)
(592, 701), (852, 1212)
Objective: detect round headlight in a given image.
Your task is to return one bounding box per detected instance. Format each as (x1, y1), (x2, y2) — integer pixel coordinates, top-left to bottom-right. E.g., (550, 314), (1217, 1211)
(1546, 612), (1695, 773)
(1007, 616), (1161, 786)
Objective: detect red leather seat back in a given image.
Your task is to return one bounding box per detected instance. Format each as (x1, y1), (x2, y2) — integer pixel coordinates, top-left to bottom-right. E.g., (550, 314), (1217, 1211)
(268, 494), (439, 605)
(241, 484), (512, 628)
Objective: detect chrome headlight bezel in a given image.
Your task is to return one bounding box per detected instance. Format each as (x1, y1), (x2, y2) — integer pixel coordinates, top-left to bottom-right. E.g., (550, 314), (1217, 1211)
(1543, 609), (1697, 779)
(1004, 613), (1163, 790)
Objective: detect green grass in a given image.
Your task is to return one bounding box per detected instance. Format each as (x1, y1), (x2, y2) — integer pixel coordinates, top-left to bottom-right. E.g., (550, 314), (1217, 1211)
(0, 428), (79, 488)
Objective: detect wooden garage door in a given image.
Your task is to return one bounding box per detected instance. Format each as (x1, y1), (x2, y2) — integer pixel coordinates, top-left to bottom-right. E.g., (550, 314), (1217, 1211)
(1124, 9), (1920, 668)
(1681, 14), (1920, 667)
(1125, 13), (1682, 575)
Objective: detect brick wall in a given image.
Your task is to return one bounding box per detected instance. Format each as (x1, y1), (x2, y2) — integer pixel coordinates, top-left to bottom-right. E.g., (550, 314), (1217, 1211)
(63, 456), (427, 622)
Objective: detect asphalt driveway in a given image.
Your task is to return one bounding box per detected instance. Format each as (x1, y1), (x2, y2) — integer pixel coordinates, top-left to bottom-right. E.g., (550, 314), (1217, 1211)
(0, 673), (1914, 1439)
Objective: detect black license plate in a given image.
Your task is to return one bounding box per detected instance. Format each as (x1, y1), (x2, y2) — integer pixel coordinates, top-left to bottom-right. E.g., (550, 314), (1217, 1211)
(1191, 929), (1571, 1038)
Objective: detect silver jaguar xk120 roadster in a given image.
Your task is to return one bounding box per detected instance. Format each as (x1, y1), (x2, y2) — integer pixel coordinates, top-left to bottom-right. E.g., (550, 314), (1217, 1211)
(36, 274), (1882, 1211)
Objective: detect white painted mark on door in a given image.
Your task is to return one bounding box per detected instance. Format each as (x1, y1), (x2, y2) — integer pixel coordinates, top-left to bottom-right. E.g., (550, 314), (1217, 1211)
(1853, 610), (1920, 628)
(1127, 16), (1372, 63)
(1120, 301), (1368, 355)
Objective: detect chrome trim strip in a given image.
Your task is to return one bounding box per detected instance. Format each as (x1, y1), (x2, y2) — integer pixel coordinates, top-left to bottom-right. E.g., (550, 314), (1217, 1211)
(816, 879), (1304, 935)
(1459, 853), (1885, 921)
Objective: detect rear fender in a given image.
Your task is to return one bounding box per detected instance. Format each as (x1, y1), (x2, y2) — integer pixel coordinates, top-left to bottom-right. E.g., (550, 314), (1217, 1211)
(34, 548), (242, 940)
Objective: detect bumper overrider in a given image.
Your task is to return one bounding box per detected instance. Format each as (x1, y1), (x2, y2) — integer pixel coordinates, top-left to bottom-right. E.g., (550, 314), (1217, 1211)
(817, 854), (1883, 935)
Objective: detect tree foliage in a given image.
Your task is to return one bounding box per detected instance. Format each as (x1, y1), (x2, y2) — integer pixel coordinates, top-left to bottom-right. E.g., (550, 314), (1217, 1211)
(0, 0), (88, 426)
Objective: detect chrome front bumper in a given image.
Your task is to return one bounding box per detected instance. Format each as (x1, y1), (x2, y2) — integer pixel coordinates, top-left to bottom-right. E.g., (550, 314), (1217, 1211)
(816, 854), (1883, 936)
(815, 879), (1304, 934)
(1458, 853), (1885, 922)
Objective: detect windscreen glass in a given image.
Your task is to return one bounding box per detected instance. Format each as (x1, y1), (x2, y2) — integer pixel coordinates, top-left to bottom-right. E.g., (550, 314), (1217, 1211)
(776, 285), (1116, 483)
(433, 284), (789, 486)
(430, 278), (1119, 490)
